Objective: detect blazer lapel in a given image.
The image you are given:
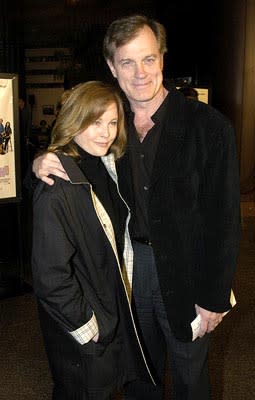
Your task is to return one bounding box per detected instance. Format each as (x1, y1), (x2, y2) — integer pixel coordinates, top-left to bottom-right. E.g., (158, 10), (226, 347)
(150, 91), (187, 187)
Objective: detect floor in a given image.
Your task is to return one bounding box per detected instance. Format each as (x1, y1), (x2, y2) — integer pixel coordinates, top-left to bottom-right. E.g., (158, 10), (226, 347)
(0, 201), (254, 399)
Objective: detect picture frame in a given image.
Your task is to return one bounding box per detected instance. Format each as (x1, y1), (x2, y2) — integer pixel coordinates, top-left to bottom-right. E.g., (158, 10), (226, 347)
(0, 73), (22, 203)
(42, 104), (54, 115)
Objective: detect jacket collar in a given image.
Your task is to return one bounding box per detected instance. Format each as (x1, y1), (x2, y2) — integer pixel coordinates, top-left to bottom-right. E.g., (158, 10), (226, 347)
(57, 153), (88, 184)
(57, 152), (115, 185)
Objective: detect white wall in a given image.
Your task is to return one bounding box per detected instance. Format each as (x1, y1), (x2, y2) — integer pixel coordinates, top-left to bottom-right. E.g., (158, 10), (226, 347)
(25, 47), (71, 126)
(26, 87), (64, 127)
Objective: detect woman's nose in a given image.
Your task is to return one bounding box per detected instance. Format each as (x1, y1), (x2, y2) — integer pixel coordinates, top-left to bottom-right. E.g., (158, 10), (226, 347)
(100, 125), (110, 137)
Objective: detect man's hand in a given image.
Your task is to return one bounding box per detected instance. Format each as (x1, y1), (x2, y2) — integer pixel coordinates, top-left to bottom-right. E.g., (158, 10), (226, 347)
(32, 152), (69, 185)
(195, 304), (224, 338)
(92, 333), (99, 343)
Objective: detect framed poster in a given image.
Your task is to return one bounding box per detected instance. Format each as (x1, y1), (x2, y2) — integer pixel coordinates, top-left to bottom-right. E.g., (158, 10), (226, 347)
(0, 74), (21, 203)
(195, 87), (211, 104)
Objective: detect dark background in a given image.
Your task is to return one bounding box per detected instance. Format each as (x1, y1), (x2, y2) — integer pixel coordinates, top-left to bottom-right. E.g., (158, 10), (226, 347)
(1, 0), (221, 98)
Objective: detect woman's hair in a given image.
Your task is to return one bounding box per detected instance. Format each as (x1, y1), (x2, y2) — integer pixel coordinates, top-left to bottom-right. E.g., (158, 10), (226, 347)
(48, 81), (126, 160)
(60, 89), (72, 106)
(103, 14), (167, 64)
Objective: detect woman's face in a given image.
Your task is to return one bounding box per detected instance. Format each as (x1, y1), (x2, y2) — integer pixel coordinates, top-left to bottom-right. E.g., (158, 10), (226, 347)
(74, 103), (118, 157)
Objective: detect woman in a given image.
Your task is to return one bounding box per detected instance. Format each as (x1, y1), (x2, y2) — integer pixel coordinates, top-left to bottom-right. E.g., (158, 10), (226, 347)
(0, 118), (5, 154)
(32, 81), (152, 400)
(4, 121), (12, 152)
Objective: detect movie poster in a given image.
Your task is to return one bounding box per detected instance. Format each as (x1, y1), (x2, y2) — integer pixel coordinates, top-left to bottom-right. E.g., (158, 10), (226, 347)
(0, 74), (21, 203)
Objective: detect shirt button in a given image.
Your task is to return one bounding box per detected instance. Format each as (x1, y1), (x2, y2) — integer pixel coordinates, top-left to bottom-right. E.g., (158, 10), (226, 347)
(143, 186), (149, 191)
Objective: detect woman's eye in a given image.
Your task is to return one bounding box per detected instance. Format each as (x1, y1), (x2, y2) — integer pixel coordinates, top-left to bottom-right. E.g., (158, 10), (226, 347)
(110, 120), (117, 126)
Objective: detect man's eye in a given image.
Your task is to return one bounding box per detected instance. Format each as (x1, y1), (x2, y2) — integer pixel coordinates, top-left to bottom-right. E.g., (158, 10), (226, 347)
(121, 60), (133, 66)
(144, 58), (155, 65)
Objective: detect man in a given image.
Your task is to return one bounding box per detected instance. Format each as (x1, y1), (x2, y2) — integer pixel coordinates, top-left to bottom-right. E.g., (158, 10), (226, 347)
(32, 15), (240, 400)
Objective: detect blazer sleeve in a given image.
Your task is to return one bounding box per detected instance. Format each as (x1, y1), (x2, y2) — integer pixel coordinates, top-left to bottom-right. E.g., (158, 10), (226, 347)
(197, 115), (240, 312)
(32, 184), (98, 343)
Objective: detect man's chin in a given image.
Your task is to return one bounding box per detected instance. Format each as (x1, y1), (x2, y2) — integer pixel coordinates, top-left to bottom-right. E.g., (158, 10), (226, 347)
(129, 92), (156, 103)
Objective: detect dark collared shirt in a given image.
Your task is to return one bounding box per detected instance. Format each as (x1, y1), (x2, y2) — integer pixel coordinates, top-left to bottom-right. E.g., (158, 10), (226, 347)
(127, 93), (170, 240)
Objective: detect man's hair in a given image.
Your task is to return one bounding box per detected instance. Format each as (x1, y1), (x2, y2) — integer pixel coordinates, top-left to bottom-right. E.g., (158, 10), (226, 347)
(49, 81), (126, 160)
(103, 14), (168, 64)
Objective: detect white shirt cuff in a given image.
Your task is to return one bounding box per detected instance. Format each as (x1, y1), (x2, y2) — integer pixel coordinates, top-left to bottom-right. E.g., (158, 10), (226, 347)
(69, 312), (98, 345)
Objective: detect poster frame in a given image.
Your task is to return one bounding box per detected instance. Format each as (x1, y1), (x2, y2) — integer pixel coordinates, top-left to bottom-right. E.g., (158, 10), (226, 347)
(0, 73), (22, 204)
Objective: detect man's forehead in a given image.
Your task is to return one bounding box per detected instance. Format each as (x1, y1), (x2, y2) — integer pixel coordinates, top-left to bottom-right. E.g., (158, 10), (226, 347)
(114, 37), (159, 60)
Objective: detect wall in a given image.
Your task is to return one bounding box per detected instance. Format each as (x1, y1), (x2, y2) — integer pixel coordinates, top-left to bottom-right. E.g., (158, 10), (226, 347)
(25, 48), (71, 126)
(26, 87), (64, 127)
(240, 0), (255, 192)
(212, 0), (255, 193)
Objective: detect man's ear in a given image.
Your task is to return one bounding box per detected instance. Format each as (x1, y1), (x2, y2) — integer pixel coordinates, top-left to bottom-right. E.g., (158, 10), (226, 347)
(160, 54), (164, 71)
(106, 60), (117, 78)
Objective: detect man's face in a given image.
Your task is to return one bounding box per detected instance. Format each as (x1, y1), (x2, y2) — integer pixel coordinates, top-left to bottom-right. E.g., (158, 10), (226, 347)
(107, 26), (164, 105)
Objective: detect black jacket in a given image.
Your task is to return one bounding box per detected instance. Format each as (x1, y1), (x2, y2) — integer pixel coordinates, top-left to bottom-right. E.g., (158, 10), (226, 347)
(32, 153), (153, 399)
(117, 86), (240, 342)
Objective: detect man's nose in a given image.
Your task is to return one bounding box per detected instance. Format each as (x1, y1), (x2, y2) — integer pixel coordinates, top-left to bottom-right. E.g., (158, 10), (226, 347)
(135, 62), (146, 76)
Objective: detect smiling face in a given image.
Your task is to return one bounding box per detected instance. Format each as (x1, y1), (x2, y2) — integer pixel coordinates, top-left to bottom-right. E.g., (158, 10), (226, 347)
(74, 102), (118, 157)
(107, 25), (164, 106)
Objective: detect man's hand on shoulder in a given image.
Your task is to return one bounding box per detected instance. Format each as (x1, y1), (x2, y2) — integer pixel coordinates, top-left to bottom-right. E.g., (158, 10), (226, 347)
(32, 152), (69, 186)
